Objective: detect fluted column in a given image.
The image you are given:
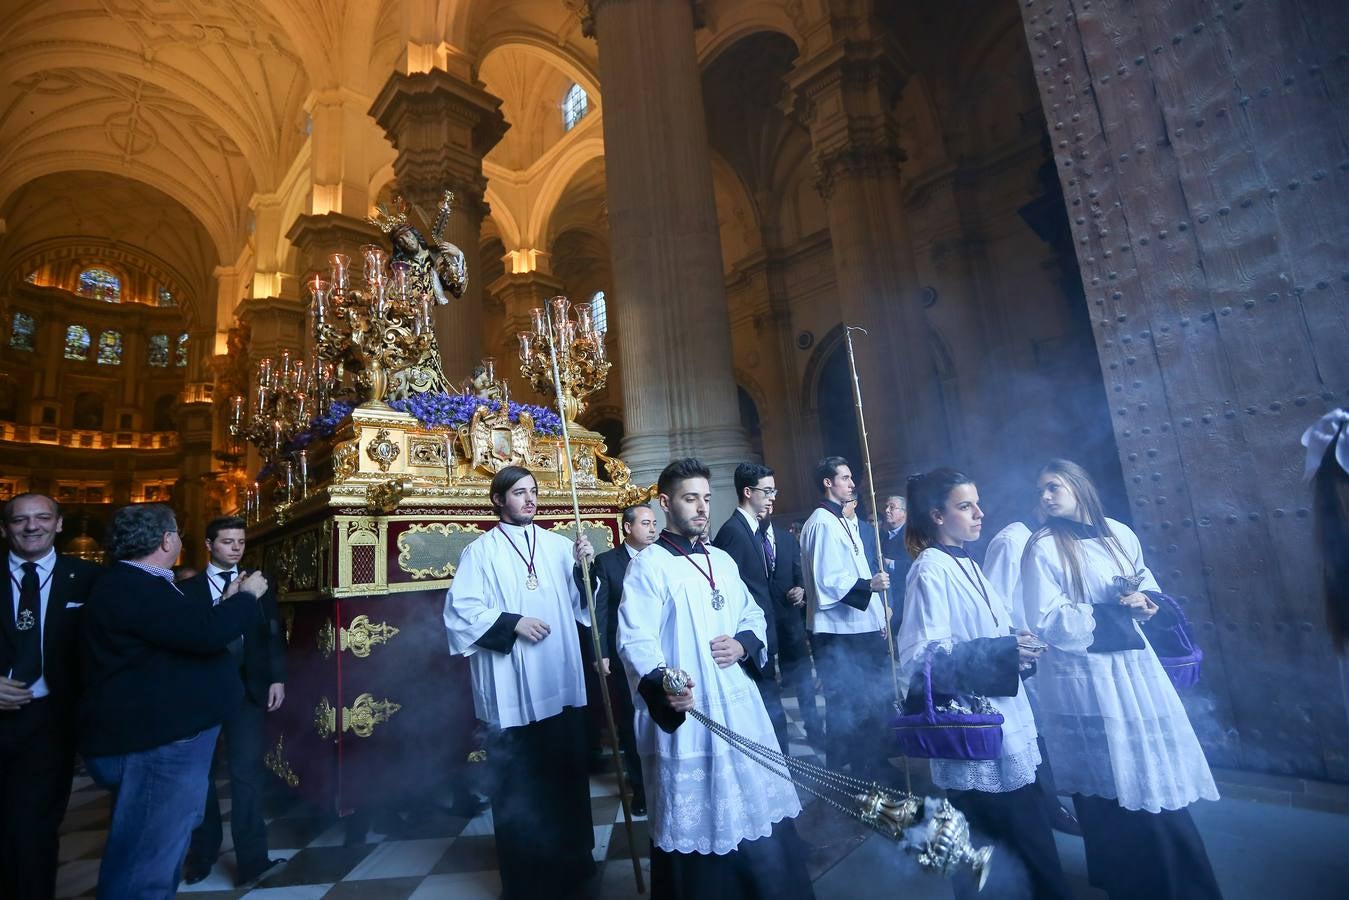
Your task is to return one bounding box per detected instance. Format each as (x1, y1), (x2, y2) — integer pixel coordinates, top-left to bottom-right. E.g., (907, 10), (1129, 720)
(585, 0), (751, 515)
(370, 70), (508, 385)
(789, 33), (951, 488)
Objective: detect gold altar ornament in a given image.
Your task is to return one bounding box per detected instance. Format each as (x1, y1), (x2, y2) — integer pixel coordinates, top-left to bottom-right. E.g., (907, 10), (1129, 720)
(314, 696), (337, 740)
(519, 295), (610, 426)
(264, 735), (301, 788)
(342, 693), (401, 738)
(340, 615), (400, 658)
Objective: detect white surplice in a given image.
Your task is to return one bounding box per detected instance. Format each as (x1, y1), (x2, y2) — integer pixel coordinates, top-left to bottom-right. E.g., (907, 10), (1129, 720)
(618, 540), (802, 855)
(800, 505), (885, 635)
(1020, 517), (1219, 812)
(443, 522), (590, 729)
(897, 548), (1041, 793)
(982, 521), (1033, 632)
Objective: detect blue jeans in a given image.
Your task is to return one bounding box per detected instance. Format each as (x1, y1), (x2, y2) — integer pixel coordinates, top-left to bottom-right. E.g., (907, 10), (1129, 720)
(85, 726), (220, 900)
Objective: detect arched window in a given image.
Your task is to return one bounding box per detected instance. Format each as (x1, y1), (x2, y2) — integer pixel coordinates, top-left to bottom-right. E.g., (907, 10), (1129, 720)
(562, 83), (589, 131)
(156, 286), (174, 307)
(148, 334), (170, 367)
(64, 325), (91, 361)
(590, 290), (607, 334)
(78, 268), (121, 302)
(175, 333), (189, 367)
(96, 330), (123, 365)
(9, 313), (36, 351)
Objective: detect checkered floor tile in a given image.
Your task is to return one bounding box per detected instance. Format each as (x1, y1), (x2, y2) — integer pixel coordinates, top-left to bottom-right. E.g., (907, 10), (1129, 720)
(55, 691), (871, 898)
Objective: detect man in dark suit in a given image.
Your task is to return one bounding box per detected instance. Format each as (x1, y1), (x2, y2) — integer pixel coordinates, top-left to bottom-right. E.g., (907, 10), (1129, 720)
(184, 515), (287, 886)
(79, 503), (266, 898)
(712, 463), (790, 752)
(763, 493), (824, 751)
(593, 503), (659, 816)
(880, 495), (911, 629)
(0, 493), (100, 900)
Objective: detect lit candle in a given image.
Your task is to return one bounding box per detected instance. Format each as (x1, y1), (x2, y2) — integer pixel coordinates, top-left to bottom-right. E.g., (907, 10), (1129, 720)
(482, 357), (496, 383)
(329, 253), (349, 292)
(362, 244), (387, 285)
(558, 321), (576, 353)
(310, 277), (329, 325)
(230, 395), (244, 427)
(279, 350), (293, 387)
(518, 331), (534, 362)
(390, 260), (410, 300)
(258, 357), (274, 387)
(575, 306), (593, 334)
(548, 295), (571, 330)
(294, 450), (309, 497)
(530, 307), (547, 335)
(271, 418), (283, 450)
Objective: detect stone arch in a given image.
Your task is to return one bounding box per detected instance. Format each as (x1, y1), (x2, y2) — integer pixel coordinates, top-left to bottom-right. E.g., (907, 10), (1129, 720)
(522, 137), (606, 249)
(476, 32), (602, 98)
(696, 6), (804, 67)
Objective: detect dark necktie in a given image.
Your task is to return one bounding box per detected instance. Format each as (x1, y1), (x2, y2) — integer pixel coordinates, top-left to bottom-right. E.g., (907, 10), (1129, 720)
(12, 562), (42, 684)
(759, 524), (776, 575)
(215, 570), (234, 606)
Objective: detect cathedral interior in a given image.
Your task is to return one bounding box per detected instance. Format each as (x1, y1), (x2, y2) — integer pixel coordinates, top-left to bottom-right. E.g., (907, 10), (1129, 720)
(1, 0), (1347, 895)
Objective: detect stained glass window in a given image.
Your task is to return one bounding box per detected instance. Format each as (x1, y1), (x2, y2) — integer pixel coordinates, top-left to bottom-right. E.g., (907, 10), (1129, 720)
(78, 268), (121, 302)
(96, 330), (123, 365)
(64, 325), (91, 361)
(590, 291), (608, 334)
(175, 332), (188, 367)
(157, 286), (174, 307)
(563, 83), (588, 131)
(10, 313), (36, 351)
(148, 333), (170, 367)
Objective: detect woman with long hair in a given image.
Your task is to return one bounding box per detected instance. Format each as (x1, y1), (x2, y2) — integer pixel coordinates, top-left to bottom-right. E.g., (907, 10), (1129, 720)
(896, 468), (1070, 900)
(1020, 458), (1221, 900)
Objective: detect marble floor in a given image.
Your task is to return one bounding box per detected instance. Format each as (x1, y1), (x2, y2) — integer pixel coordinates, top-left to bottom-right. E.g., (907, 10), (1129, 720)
(54, 695), (1349, 899)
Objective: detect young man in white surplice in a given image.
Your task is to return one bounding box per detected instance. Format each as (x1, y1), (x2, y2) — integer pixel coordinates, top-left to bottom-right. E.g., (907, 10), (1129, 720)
(618, 458), (813, 900)
(443, 466), (598, 900)
(1020, 458), (1222, 900)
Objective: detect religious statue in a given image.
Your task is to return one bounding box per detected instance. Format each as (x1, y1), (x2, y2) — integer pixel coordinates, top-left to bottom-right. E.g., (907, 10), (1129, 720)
(369, 191), (469, 399)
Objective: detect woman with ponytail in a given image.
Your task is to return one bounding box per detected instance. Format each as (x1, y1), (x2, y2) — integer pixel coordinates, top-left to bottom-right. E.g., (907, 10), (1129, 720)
(896, 468), (1069, 900)
(1020, 459), (1221, 900)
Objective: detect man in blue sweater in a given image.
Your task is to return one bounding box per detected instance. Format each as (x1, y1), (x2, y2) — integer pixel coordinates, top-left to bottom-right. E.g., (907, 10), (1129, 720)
(79, 504), (266, 899)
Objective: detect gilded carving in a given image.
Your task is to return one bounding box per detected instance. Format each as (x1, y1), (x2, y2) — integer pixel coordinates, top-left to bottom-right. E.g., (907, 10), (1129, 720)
(314, 696), (336, 740)
(396, 521), (484, 579)
(333, 439), (359, 480)
(340, 615), (400, 658)
(264, 735), (300, 788)
(293, 531), (319, 589)
(409, 436), (447, 467)
(365, 428), (401, 472)
(317, 618), (335, 658)
(342, 693), (401, 738)
(365, 478), (409, 514)
(460, 403), (534, 474)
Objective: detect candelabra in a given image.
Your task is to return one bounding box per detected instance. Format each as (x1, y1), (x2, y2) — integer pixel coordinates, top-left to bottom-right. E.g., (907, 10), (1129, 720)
(518, 295), (610, 425)
(229, 348), (335, 480)
(312, 246), (438, 407)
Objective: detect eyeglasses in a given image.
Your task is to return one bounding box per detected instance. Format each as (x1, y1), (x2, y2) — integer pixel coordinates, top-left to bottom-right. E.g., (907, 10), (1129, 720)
(751, 487), (779, 498)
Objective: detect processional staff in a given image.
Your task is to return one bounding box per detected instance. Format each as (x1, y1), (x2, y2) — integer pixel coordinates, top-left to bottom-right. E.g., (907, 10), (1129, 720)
(540, 297), (647, 894)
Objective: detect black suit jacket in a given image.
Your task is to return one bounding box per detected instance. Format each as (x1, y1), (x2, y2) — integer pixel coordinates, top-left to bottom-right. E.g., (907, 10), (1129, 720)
(0, 551), (101, 718)
(78, 562), (262, 757)
(765, 519), (809, 656)
(592, 545), (635, 660)
(712, 511), (778, 667)
(179, 570), (286, 707)
(881, 525), (911, 612)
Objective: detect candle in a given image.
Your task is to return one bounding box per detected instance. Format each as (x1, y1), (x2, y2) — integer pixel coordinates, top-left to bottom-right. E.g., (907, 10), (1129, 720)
(558, 321), (576, 353)
(361, 244), (387, 284)
(329, 253), (349, 292)
(258, 357), (274, 387)
(530, 307), (547, 335)
(548, 295), (571, 330)
(271, 419), (283, 451)
(482, 357), (496, 383)
(310, 277), (329, 325)
(593, 335), (607, 363)
(230, 395), (244, 427)
(294, 450), (309, 497)
(390, 260), (410, 300)
(518, 331), (534, 362)
(575, 306), (593, 334)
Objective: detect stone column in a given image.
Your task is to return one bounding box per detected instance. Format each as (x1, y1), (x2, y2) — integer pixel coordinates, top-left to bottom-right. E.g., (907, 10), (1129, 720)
(370, 70), (508, 385)
(789, 32), (951, 490)
(585, 0), (752, 517)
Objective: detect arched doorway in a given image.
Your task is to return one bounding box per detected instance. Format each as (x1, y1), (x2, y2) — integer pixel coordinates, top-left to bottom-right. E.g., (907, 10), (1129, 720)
(815, 344), (863, 485)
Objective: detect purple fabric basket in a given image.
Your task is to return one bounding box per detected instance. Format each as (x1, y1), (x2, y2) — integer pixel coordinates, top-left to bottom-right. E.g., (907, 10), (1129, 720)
(1144, 591), (1203, 690)
(891, 652), (1005, 761)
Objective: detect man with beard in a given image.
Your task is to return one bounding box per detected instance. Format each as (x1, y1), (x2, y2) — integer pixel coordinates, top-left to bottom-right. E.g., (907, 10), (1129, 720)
(592, 503), (660, 816)
(0, 493), (100, 900)
(618, 458), (813, 900)
(800, 457), (893, 784)
(443, 466), (597, 900)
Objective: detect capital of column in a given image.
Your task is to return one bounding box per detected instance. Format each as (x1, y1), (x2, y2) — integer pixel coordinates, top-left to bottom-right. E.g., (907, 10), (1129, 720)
(369, 68), (508, 218)
(579, 0), (705, 38)
(788, 38), (910, 198)
(285, 211), (384, 280)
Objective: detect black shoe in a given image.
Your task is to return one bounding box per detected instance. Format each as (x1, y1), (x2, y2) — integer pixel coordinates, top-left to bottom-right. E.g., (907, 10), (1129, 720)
(182, 859), (212, 885)
(235, 858), (285, 887)
(630, 790), (647, 818)
(1051, 803), (1082, 836)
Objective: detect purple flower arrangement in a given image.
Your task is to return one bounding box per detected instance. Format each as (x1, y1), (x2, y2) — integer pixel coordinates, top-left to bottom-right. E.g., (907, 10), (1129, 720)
(387, 392), (563, 436)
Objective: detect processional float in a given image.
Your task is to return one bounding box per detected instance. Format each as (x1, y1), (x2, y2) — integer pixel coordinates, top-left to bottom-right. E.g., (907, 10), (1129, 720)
(226, 191), (989, 892)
